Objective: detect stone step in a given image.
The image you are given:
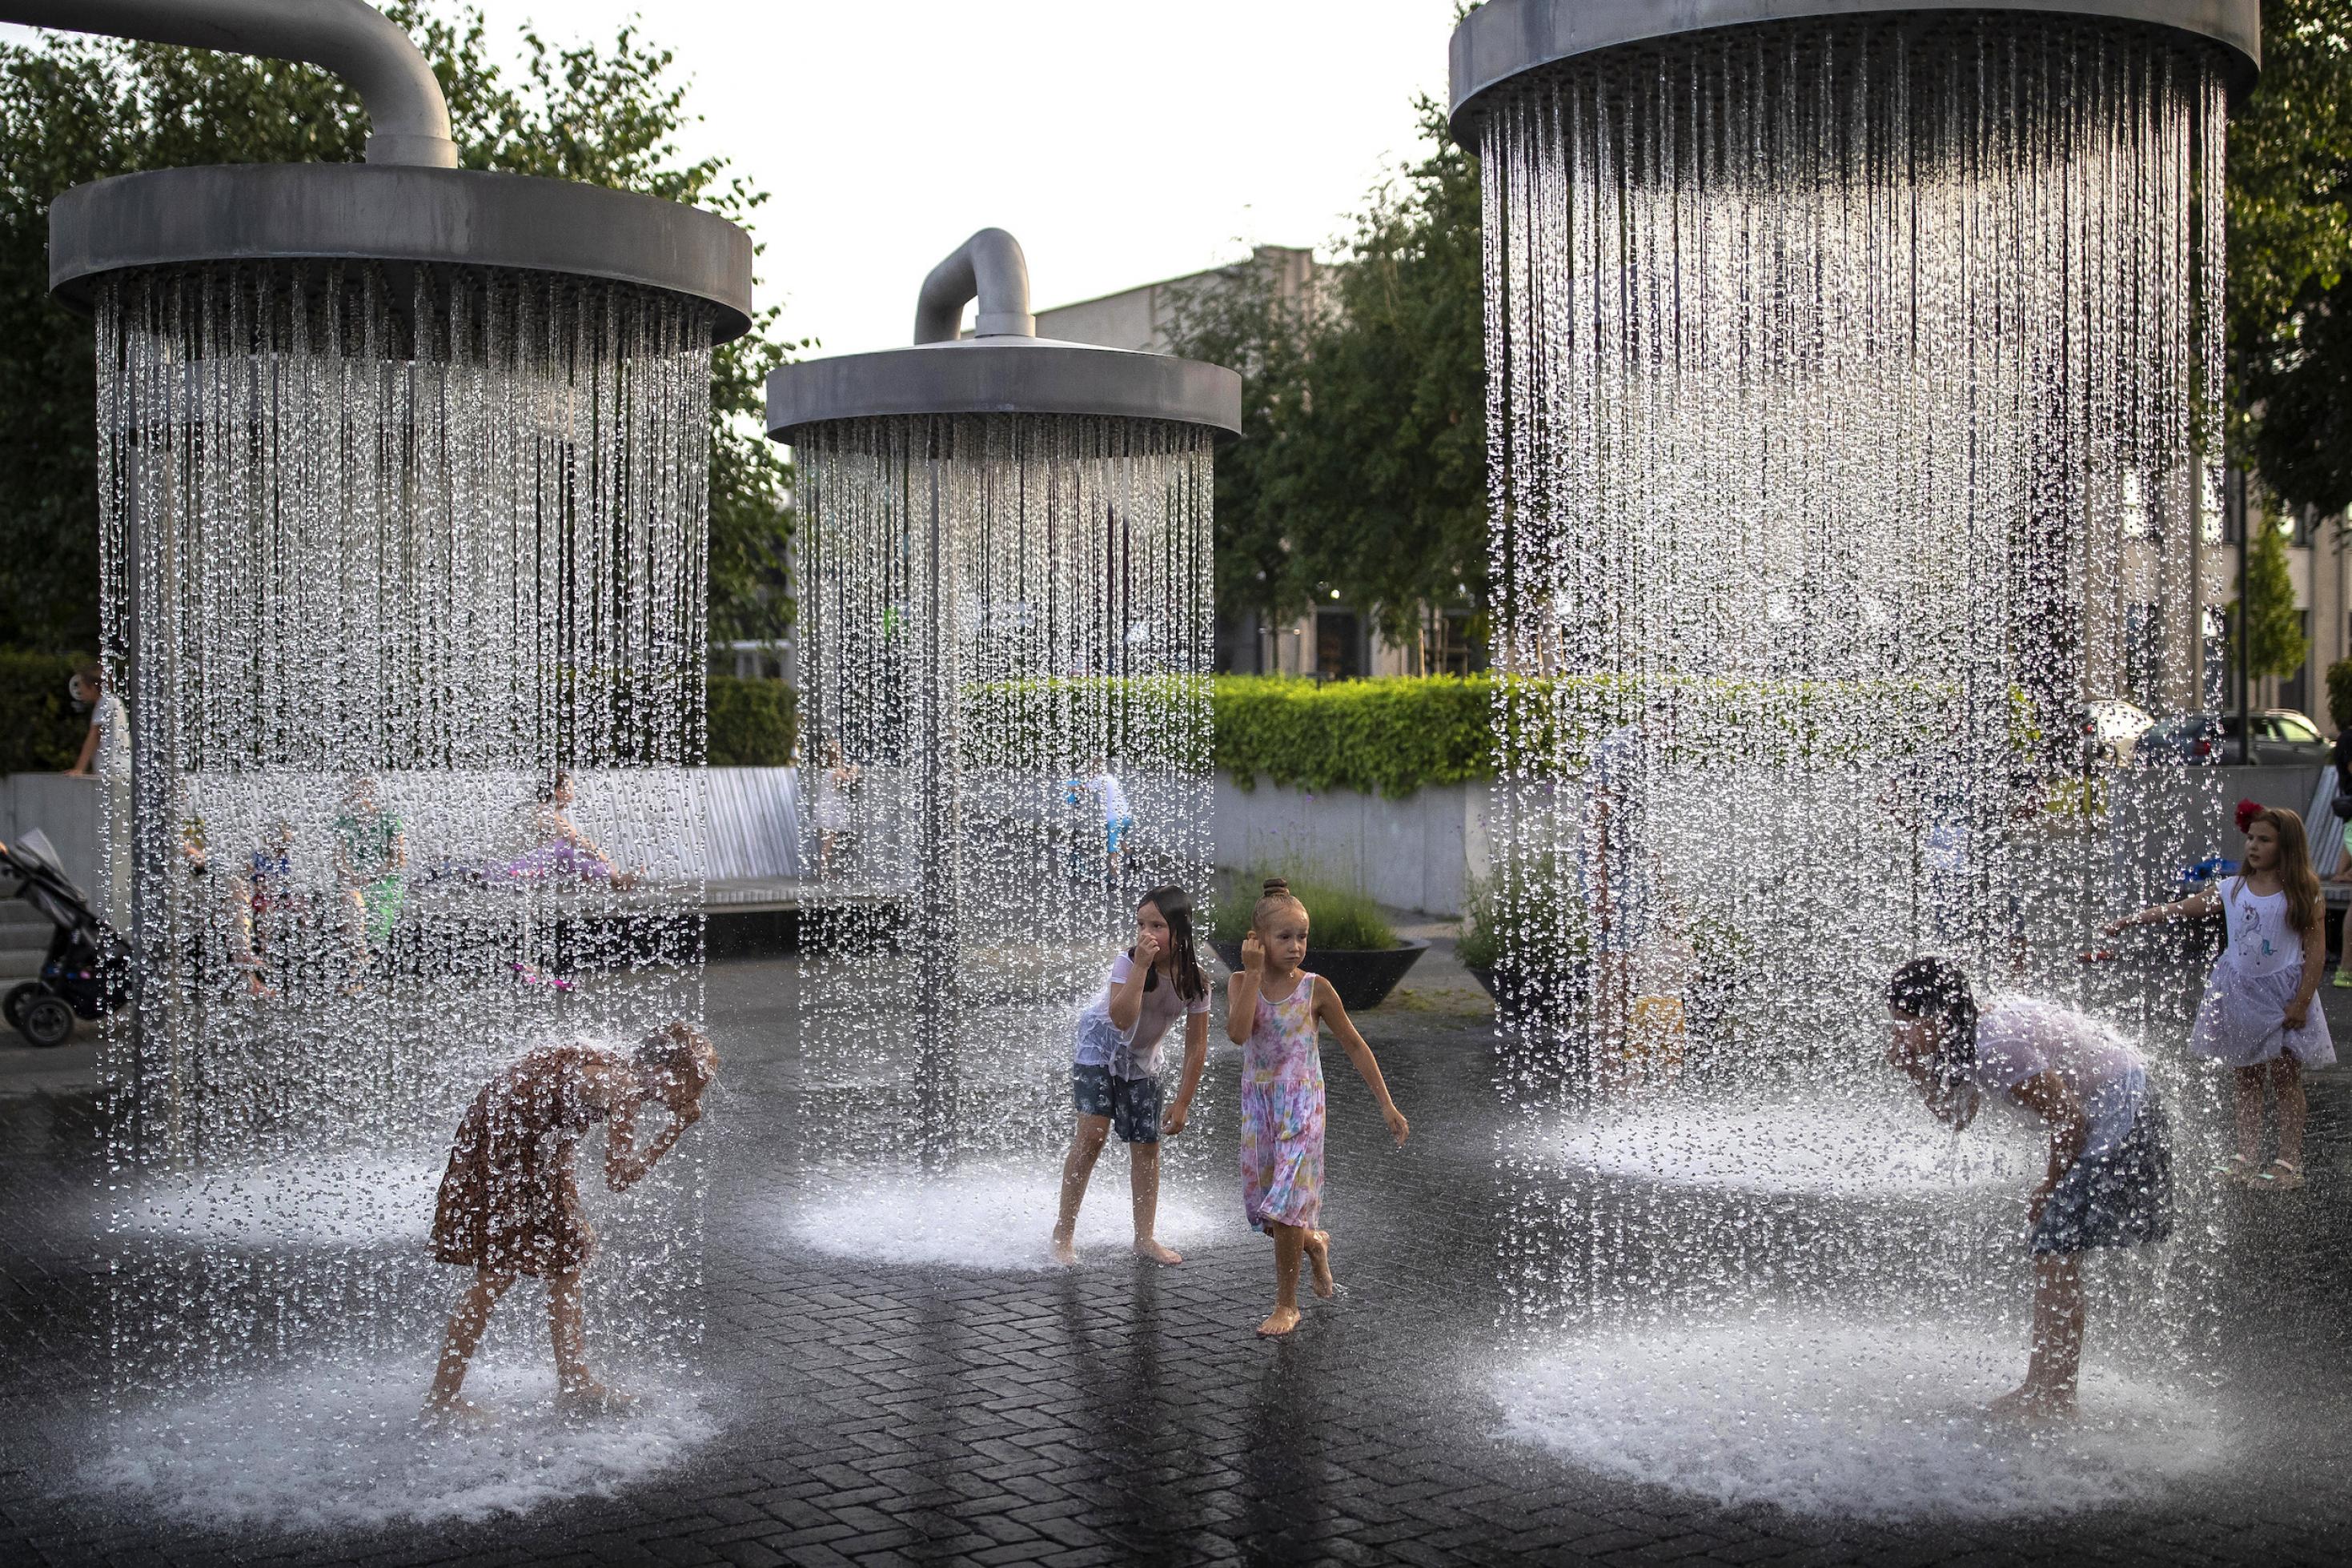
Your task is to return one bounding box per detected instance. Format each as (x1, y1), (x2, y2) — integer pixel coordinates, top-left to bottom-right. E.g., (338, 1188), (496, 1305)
(0, 950), (45, 981)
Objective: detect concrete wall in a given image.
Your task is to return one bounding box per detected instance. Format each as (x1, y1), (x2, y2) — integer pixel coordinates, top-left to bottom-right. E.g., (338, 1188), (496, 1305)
(0, 773), (102, 892)
(1212, 764), (2336, 922)
(1210, 773), (1487, 917)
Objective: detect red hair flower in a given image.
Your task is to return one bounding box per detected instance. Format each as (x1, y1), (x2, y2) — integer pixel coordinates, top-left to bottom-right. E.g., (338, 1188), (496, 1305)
(2235, 797), (2264, 834)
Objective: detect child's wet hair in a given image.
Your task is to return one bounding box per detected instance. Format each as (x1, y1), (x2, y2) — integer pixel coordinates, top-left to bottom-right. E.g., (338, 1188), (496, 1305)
(633, 1019), (717, 1090)
(1138, 884), (1208, 1002)
(1253, 876), (1306, 932)
(1887, 956), (1978, 1080)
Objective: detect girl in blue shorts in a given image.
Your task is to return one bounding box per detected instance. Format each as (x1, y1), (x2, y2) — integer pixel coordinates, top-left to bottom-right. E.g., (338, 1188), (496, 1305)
(1050, 886), (1210, 1265)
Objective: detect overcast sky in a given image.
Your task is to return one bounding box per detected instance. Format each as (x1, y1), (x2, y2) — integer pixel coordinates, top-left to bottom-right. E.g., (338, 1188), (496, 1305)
(3, 4), (1457, 350)
(449, 1), (1457, 354)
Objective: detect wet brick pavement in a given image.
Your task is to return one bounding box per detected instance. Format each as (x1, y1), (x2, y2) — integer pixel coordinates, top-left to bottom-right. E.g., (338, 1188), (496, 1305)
(0, 957), (2347, 1566)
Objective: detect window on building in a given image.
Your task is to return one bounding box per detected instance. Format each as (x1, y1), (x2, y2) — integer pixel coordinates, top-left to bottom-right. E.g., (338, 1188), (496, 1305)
(2282, 610), (2314, 716)
(2122, 604), (2161, 714)
(1430, 612), (1487, 676)
(1315, 611), (1362, 681)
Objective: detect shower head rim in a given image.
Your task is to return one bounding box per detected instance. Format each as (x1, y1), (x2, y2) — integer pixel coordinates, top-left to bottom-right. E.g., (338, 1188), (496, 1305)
(764, 338), (1246, 446)
(1447, 0), (2264, 143)
(48, 162), (755, 344)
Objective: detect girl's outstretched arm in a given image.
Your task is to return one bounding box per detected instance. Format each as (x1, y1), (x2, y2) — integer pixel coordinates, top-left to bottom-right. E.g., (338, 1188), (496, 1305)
(1165, 1011), (1210, 1137)
(1226, 932), (1265, 1045)
(1313, 976), (1409, 1145)
(2007, 1070), (2087, 1229)
(605, 1097), (701, 1191)
(2101, 888), (2218, 936)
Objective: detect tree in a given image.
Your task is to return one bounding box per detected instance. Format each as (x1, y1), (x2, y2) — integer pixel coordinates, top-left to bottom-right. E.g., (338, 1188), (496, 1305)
(1161, 254), (1324, 639)
(1166, 96), (1487, 659)
(2229, 0), (2352, 513)
(0, 2), (796, 653)
(1286, 96), (1487, 652)
(2233, 511), (2309, 680)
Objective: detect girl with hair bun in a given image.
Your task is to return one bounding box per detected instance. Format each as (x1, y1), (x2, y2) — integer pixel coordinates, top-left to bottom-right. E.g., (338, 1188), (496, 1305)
(2105, 801), (2334, 1189)
(1226, 877), (1410, 1337)
(1884, 958), (2172, 1421)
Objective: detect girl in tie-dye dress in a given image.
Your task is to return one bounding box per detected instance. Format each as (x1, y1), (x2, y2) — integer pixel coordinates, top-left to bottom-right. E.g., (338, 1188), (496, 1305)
(1227, 877), (1411, 1338)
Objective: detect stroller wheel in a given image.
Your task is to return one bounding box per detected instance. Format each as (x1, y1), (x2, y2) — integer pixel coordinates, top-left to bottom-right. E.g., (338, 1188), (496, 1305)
(2, 981), (42, 1031)
(16, 992), (74, 1049)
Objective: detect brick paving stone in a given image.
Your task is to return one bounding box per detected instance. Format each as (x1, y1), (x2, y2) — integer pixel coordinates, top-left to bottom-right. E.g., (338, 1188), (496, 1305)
(0, 962), (2348, 1564)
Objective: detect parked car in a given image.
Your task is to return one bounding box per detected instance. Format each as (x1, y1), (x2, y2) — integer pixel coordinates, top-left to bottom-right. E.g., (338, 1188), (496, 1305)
(2076, 699), (2153, 764)
(2134, 709), (2333, 767)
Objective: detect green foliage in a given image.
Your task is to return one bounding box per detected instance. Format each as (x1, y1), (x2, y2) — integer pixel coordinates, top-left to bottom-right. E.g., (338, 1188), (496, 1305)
(2230, 514), (2309, 680)
(2327, 657), (2352, 731)
(1166, 98), (1486, 647)
(1214, 673), (1949, 799)
(0, 652), (91, 772)
(0, 656), (793, 771)
(2229, 1), (2352, 511)
(1454, 872), (1503, 970)
(705, 676), (797, 767)
(1206, 872), (1399, 952)
(0, 2), (797, 653)
(1456, 854), (1587, 976)
(1214, 676), (1492, 798)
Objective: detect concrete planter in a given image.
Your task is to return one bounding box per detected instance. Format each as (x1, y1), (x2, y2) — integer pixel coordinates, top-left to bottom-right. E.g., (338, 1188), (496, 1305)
(1214, 938), (1429, 1013)
(1212, 774), (1487, 918)
(1464, 961), (1589, 1024)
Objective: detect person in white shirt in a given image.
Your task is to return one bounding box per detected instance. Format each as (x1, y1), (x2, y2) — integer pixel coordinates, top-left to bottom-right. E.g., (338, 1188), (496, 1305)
(66, 663), (130, 930)
(1885, 958), (2173, 1422)
(1050, 887), (1211, 1266)
(1066, 757), (1134, 880)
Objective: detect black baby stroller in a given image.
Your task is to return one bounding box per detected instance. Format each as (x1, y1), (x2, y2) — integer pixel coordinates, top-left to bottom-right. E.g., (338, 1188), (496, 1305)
(0, 829), (127, 1048)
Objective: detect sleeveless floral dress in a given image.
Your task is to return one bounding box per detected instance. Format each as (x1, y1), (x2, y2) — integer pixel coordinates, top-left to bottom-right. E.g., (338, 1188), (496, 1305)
(1242, 973), (1326, 1232)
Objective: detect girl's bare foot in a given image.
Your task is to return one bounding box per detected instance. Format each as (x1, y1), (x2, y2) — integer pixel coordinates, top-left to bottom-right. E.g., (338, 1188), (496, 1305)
(1049, 1233), (1078, 1266)
(1255, 1305), (1302, 1337)
(556, 1382), (640, 1418)
(1303, 1230), (1335, 1297)
(1133, 1237), (1183, 1265)
(420, 1394), (496, 1428)
(1986, 1384), (2075, 1424)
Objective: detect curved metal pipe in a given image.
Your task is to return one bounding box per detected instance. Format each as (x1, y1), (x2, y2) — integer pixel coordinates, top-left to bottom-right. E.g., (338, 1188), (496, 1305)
(913, 228), (1035, 343)
(0, 0), (459, 167)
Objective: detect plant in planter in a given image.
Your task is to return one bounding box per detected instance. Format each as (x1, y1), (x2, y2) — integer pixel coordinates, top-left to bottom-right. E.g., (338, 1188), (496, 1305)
(1683, 908), (1757, 1061)
(1206, 872), (1427, 1011)
(1458, 860), (1591, 1021)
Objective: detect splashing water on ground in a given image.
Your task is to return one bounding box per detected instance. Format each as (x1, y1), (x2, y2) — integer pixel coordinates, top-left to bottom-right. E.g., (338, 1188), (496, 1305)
(81, 1358), (719, 1530)
(785, 1165), (1242, 1272)
(1543, 1095), (2043, 1197)
(1493, 1313), (2227, 1519)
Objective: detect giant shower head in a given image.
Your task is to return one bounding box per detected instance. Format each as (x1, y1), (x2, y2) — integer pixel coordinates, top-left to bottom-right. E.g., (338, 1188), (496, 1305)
(764, 228), (1240, 442)
(1447, 0), (2263, 144)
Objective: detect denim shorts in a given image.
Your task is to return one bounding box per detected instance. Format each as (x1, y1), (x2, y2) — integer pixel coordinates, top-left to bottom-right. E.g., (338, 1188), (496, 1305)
(2029, 1095), (2173, 1255)
(1072, 1063), (1161, 1144)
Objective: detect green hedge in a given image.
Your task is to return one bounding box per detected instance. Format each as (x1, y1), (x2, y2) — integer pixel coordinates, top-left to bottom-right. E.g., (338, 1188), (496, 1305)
(707, 675), (798, 766)
(1215, 674), (1954, 799)
(1214, 676), (1492, 799)
(0, 658), (798, 773)
(0, 652), (93, 774)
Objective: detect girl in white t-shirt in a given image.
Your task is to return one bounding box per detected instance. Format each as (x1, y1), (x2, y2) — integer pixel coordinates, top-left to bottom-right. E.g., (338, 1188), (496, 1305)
(1050, 886), (1212, 1266)
(1885, 958), (2173, 1422)
(2104, 801), (2334, 1189)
